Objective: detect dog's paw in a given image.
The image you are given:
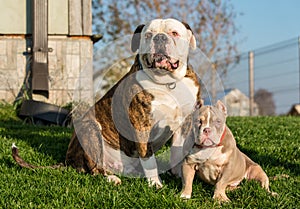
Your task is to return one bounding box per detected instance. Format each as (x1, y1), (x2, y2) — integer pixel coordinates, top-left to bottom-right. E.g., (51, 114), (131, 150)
(147, 176), (163, 189)
(106, 175), (121, 185)
(180, 193), (191, 199)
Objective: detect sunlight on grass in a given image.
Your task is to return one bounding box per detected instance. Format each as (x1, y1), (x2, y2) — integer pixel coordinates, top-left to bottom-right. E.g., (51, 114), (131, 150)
(0, 104), (299, 208)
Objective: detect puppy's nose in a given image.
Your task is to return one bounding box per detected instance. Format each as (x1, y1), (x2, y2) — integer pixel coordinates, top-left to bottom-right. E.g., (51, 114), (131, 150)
(153, 33), (168, 44)
(203, 127), (211, 135)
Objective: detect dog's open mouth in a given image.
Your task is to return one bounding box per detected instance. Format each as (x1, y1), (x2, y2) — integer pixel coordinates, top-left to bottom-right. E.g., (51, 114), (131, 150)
(143, 53), (179, 73)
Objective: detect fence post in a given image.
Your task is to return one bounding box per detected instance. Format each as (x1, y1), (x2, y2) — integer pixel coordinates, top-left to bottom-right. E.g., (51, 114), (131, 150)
(211, 62), (217, 105)
(249, 51), (254, 116)
(298, 36), (300, 104)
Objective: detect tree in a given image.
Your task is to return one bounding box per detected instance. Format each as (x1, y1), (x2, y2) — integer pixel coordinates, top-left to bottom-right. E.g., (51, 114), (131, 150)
(92, 0), (239, 72)
(92, 0), (240, 97)
(254, 89), (276, 116)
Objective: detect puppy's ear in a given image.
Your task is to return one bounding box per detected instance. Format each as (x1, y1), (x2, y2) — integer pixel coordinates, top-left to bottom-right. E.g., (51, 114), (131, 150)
(182, 22), (196, 50)
(215, 100), (227, 117)
(131, 24), (145, 53)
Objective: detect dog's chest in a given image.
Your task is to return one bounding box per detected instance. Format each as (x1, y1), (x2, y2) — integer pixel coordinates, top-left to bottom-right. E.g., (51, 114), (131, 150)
(187, 146), (229, 184)
(136, 70), (198, 130)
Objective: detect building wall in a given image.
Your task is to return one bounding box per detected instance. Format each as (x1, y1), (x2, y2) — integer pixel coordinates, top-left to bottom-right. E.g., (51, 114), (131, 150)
(0, 0), (93, 105)
(222, 88), (259, 116)
(0, 35), (93, 105)
(0, 0), (69, 35)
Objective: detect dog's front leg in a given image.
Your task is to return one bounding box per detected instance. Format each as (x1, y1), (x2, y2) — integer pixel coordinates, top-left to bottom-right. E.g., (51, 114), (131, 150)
(170, 130), (184, 177)
(140, 153), (162, 189)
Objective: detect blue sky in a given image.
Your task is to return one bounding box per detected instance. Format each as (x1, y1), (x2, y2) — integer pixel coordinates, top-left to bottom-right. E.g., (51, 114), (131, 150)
(232, 0), (300, 52)
(224, 1), (300, 114)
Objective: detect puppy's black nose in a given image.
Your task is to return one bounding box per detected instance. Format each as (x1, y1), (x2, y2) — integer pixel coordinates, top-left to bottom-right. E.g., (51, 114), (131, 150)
(153, 33), (168, 44)
(203, 127), (211, 135)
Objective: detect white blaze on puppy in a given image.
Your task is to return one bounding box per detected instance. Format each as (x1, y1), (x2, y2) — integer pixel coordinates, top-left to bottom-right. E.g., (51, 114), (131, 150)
(206, 109), (210, 129)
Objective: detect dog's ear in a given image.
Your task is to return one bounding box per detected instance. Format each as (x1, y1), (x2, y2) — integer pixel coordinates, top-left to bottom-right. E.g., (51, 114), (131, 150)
(215, 100), (227, 117)
(131, 24), (145, 53)
(182, 22), (196, 50)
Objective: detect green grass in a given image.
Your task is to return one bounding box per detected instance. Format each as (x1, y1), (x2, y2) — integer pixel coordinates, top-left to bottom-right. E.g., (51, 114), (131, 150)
(0, 103), (299, 208)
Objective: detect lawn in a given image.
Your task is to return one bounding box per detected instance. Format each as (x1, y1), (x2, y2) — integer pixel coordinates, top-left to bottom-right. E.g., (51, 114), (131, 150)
(0, 103), (299, 208)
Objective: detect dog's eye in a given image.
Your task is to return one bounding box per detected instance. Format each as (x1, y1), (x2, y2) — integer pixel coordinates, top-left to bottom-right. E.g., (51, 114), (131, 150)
(171, 31), (179, 37)
(145, 32), (152, 40)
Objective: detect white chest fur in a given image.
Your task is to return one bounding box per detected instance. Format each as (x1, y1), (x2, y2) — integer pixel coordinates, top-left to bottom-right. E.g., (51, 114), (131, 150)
(136, 70), (198, 131)
(187, 146), (231, 184)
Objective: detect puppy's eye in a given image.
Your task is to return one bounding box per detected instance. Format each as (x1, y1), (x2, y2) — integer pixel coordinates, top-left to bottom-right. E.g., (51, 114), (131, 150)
(145, 32), (152, 39)
(215, 119), (222, 127)
(171, 31), (179, 37)
(196, 119), (202, 128)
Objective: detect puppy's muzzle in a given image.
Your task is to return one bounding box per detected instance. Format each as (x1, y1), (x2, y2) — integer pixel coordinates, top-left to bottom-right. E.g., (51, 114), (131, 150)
(203, 127), (211, 135)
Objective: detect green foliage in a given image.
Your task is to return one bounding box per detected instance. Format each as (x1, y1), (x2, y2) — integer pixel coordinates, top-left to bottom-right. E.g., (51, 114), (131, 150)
(0, 104), (299, 208)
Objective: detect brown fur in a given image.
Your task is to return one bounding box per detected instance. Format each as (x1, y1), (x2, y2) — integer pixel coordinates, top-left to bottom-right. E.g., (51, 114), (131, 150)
(66, 55), (201, 173)
(13, 55), (201, 176)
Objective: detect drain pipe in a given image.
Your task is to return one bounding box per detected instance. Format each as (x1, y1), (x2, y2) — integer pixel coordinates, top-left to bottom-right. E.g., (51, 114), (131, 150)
(31, 0), (50, 98)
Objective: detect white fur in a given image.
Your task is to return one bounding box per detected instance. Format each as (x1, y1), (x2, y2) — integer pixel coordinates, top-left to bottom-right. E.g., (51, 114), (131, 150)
(12, 143), (17, 149)
(139, 18), (196, 84)
(140, 154), (163, 188)
(136, 70), (198, 132)
(102, 140), (141, 176)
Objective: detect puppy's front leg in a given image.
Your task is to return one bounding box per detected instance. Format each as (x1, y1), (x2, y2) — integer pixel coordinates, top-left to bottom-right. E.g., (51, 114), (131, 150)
(140, 154), (163, 188)
(213, 180), (230, 202)
(180, 160), (196, 199)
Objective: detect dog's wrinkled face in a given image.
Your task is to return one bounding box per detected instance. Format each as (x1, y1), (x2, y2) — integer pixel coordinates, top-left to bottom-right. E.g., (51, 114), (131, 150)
(132, 18), (196, 84)
(193, 101), (227, 147)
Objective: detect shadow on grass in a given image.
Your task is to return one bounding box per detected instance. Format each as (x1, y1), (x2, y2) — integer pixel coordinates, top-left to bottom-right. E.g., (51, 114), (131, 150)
(2, 115), (298, 183)
(0, 118), (72, 164)
(239, 146), (299, 176)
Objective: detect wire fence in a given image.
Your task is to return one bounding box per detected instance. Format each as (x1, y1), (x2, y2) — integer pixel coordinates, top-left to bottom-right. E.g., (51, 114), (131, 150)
(221, 37), (299, 115)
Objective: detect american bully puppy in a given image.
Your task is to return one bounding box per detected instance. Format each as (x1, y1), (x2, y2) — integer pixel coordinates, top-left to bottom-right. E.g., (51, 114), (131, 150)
(12, 18), (201, 188)
(179, 101), (276, 202)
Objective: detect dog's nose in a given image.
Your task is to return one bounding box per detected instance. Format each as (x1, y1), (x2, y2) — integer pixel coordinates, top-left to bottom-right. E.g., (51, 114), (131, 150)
(153, 33), (168, 44)
(203, 127), (211, 135)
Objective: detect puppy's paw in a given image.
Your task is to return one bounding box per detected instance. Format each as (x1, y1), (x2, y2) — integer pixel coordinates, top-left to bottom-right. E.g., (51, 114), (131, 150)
(147, 176), (163, 189)
(180, 193), (191, 199)
(213, 193), (231, 203)
(106, 175), (121, 185)
(270, 191), (278, 197)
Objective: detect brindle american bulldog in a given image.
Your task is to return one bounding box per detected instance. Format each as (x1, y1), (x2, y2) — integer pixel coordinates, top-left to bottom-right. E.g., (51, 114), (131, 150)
(12, 18), (201, 188)
(179, 101), (277, 202)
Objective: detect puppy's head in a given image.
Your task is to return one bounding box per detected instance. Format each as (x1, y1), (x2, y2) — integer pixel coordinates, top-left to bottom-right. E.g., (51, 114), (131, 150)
(193, 101), (227, 147)
(131, 18), (196, 84)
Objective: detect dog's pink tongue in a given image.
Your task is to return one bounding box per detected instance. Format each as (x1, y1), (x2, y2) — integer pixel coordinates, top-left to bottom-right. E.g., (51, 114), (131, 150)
(155, 59), (171, 69)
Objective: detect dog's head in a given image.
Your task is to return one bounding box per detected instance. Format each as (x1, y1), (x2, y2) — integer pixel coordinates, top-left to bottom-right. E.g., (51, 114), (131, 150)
(193, 101), (227, 147)
(131, 18), (196, 84)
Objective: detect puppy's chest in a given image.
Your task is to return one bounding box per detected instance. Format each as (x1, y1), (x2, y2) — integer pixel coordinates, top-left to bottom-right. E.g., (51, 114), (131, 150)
(136, 71), (198, 128)
(187, 147), (230, 183)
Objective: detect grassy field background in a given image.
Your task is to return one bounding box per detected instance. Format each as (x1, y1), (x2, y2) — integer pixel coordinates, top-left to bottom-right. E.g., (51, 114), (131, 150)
(0, 103), (299, 208)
